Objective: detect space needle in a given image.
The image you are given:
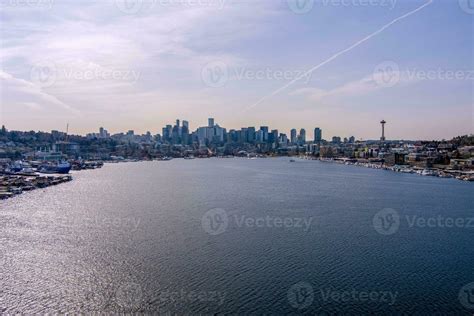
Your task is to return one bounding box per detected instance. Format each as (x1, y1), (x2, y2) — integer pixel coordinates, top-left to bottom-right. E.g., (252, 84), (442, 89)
(380, 120), (386, 142)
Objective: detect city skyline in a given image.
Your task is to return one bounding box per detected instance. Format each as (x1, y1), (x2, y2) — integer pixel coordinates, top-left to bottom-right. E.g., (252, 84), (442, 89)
(1, 0), (473, 139)
(6, 115), (472, 142)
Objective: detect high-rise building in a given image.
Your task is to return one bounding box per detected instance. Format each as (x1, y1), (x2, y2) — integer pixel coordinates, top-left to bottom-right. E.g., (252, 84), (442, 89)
(279, 133), (288, 146)
(314, 128), (322, 142)
(269, 129), (278, 144)
(162, 125), (172, 142)
(181, 124), (189, 145)
(290, 129), (297, 144)
(260, 126), (269, 142)
(299, 128), (306, 144)
(172, 122), (180, 144)
(99, 127), (109, 138)
(247, 127), (256, 143)
(197, 118), (225, 145)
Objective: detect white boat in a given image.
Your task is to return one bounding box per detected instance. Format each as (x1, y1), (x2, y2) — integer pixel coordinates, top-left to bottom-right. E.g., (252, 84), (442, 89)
(421, 169), (436, 176)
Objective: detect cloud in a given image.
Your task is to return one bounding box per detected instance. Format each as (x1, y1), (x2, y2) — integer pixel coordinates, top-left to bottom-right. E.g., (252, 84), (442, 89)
(290, 70), (418, 102)
(0, 0), (278, 126)
(0, 70), (80, 115)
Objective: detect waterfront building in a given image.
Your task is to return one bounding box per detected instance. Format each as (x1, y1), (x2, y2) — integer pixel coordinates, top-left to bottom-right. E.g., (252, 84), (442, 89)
(290, 129), (297, 144)
(299, 129), (306, 145)
(260, 126), (269, 143)
(314, 128), (322, 143)
(269, 129), (278, 145)
(279, 133), (288, 147)
(162, 125), (172, 143)
(247, 127), (256, 143)
(197, 119), (226, 146)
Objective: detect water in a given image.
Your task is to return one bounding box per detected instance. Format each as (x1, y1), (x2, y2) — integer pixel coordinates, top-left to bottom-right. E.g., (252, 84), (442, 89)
(1, 158), (473, 314)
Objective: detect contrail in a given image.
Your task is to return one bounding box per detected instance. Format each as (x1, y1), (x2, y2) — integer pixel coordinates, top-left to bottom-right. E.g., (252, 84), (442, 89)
(244, 0), (433, 111)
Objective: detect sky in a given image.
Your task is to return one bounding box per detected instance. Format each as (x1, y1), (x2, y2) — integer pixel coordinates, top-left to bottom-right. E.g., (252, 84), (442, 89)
(0, 0), (473, 140)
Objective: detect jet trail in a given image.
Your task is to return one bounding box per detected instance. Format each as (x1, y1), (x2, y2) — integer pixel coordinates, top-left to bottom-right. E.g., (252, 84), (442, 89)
(244, 0), (433, 112)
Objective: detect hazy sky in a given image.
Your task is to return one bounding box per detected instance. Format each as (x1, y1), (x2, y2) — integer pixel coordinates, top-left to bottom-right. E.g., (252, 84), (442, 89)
(1, 0), (473, 140)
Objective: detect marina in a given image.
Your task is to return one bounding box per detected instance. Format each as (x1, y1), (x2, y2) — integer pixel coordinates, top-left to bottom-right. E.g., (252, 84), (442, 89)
(0, 159), (104, 200)
(318, 157), (474, 182)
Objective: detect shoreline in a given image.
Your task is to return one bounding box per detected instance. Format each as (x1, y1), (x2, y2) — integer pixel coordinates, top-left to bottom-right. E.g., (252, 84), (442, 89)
(0, 161), (104, 200)
(2, 155), (472, 200)
(317, 157), (474, 182)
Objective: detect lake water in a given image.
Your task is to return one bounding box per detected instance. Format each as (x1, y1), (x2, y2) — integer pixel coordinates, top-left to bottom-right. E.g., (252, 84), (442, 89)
(1, 158), (473, 314)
